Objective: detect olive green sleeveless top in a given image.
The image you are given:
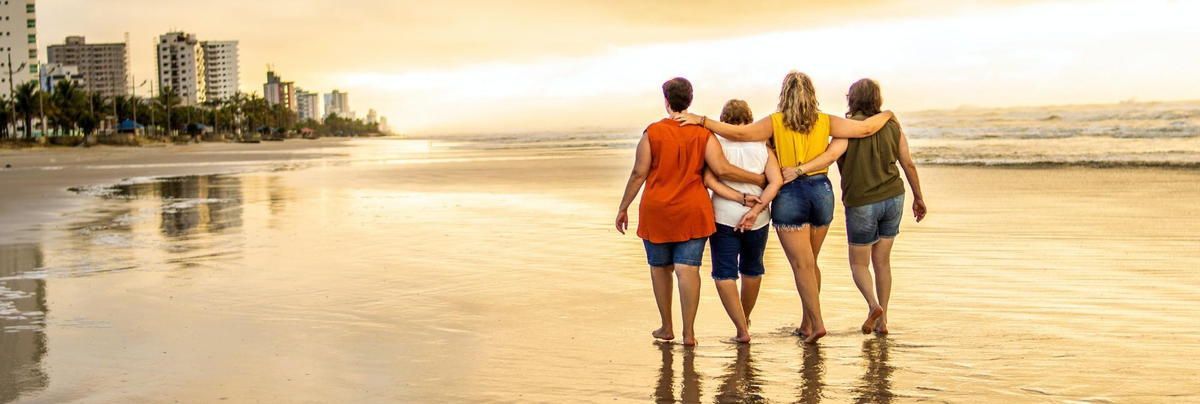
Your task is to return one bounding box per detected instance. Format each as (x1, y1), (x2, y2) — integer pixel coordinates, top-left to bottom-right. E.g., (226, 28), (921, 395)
(836, 113), (905, 207)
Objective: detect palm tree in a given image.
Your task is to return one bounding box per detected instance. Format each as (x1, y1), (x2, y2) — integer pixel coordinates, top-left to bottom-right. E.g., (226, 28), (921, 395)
(154, 86), (182, 133)
(0, 96), (12, 138)
(13, 81), (38, 138)
(50, 80), (87, 136)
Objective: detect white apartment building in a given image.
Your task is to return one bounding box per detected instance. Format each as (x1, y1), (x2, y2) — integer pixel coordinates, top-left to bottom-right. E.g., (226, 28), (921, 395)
(38, 63), (82, 91)
(0, 0), (38, 98)
(46, 36), (128, 98)
(324, 90), (350, 118)
(296, 89), (320, 121)
(202, 40), (238, 101)
(156, 32), (206, 106)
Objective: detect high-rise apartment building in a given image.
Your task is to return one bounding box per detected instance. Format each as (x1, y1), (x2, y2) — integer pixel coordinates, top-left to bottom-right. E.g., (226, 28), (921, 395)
(324, 90), (350, 118)
(46, 36), (128, 98)
(263, 70), (296, 111)
(202, 40), (238, 101)
(296, 89), (320, 121)
(156, 32), (206, 106)
(38, 63), (82, 91)
(0, 0), (38, 98)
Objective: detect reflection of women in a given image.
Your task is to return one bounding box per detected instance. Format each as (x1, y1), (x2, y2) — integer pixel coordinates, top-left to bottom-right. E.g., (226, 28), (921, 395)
(715, 344), (763, 402)
(799, 344), (825, 401)
(855, 338), (894, 403)
(653, 343), (701, 404)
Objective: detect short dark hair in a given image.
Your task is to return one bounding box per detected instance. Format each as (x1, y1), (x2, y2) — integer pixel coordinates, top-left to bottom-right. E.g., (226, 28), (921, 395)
(846, 78), (883, 117)
(662, 77), (693, 112)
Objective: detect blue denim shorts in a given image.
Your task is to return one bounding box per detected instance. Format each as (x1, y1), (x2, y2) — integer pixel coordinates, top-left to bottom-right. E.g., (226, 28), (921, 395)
(643, 237), (708, 267)
(709, 224), (769, 280)
(771, 174), (834, 229)
(846, 194), (904, 245)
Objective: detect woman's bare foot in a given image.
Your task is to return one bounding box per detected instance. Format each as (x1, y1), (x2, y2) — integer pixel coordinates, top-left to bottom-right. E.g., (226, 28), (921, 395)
(874, 321), (889, 335)
(681, 336), (698, 346)
(862, 306), (884, 334)
(652, 327), (675, 341)
(803, 328), (827, 344)
(732, 332), (751, 344)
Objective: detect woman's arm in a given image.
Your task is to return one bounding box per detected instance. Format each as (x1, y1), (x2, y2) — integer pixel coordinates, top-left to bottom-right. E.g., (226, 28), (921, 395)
(780, 138), (848, 183)
(829, 110), (894, 139)
(615, 134), (652, 234)
(896, 125), (927, 222)
(705, 134), (767, 186)
(677, 113), (774, 142)
(736, 152), (784, 230)
(703, 169), (746, 202)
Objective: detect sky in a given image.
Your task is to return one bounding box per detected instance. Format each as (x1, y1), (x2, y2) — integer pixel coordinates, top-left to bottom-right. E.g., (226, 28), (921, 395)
(39, 0), (1200, 135)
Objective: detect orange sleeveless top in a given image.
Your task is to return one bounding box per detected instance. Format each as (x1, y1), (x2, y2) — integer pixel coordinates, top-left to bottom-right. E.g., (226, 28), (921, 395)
(637, 118), (716, 243)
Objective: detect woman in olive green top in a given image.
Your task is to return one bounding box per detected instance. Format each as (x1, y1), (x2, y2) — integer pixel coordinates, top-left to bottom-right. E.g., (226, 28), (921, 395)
(838, 79), (926, 334)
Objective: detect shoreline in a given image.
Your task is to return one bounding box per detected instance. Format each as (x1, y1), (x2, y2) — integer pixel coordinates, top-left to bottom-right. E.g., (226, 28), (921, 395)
(0, 138), (359, 243)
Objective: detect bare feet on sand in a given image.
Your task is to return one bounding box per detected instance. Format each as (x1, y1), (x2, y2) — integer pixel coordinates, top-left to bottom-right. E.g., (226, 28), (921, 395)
(803, 328), (827, 344)
(681, 336), (698, 346)
(862, 306), (884, 334)
(652, 327), (675, 341)
(875, 321), (889, 335)
(730, 332), (751, 344)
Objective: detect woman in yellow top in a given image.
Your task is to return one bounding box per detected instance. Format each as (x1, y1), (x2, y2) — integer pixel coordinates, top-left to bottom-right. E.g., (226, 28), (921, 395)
(676, 71), (894, 344)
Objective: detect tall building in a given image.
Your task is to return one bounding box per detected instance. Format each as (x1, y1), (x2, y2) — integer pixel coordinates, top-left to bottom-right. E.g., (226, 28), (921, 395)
(323, 90), (350, 118)
(46, 36), (128, 98)
(366, 109), (378, 124)
(156, 32), (206, 106)
(201, 40), (238, 101)
(0, 0), (38, 98)
(263, 70), (296, 111)
(296, 89), (320, 121)
(38, 63), (83, 91)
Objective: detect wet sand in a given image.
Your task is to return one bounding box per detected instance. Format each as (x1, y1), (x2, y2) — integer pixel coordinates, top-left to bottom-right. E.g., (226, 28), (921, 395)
(1, 139), (1199, 402)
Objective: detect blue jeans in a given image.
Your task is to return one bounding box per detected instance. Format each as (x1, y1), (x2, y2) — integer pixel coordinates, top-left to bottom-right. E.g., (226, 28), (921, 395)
(846, 194), (904, 245)
(643, 237), (708, 267)
(771, 174), (834, 229)
(709, 224), (768, 280)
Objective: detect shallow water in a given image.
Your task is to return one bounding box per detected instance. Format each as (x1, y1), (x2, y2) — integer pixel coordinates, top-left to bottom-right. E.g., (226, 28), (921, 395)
(2, 139), (1199, 402)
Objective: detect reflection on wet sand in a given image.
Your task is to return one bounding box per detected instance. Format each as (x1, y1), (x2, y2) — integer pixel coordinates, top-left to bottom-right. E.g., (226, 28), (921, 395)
(799, 344), (825, 403)
(0, 244), (47, 402)
(654, 343), (701, 404)
(716, 344), (764, 403)
(854, 338), (894, 404)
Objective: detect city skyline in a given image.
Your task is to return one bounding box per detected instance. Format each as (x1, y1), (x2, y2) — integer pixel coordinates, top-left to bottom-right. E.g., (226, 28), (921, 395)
(35, 0), (1200, 134)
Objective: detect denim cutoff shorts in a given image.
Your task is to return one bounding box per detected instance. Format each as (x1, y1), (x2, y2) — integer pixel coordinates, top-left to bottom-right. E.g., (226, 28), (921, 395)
(845, 194), (904, 245)
(643, 237), (708, 267)
(771, 174), (834, 229)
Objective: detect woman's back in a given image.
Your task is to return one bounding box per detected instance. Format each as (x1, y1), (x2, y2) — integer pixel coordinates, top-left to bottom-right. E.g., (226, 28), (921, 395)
(771, 112), (831, 174)
(837, 114), (904, 207)
(638, 118), (716, 243)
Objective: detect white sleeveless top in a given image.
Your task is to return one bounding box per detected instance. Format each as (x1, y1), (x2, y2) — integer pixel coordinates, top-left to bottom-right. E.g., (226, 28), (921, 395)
(712, 137), (771, 230)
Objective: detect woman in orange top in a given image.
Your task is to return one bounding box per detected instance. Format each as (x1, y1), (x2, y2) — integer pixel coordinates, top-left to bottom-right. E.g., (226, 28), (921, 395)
(616, 77), (763, 346)
(677, 71), (895, 343)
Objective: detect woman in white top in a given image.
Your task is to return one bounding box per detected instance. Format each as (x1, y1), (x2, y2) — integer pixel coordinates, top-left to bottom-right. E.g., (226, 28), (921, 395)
(702, 100), (784, 343)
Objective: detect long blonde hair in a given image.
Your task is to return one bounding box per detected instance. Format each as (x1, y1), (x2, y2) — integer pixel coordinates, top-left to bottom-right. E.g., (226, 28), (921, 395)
(777, 71), (819, 134)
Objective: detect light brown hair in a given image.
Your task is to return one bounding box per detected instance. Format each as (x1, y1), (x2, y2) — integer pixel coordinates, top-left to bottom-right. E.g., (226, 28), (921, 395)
(719, 99), (754, 125)
(846, 78), (883, 118)
(777, 71), (819, 134)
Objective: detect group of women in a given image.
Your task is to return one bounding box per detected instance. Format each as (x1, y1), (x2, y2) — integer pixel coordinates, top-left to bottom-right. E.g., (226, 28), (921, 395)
(615, 71), (925, 345)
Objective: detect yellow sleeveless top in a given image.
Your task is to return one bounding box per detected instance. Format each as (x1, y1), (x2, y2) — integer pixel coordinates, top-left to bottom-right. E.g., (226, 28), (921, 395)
(771, 112), (831, 174)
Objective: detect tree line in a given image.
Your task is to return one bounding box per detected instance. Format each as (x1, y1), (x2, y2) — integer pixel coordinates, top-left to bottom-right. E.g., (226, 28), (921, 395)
(0, 80), (382, 140)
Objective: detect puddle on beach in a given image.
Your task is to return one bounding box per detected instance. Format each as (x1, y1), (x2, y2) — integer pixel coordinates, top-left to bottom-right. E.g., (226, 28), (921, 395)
(2, 152), (1200, 402)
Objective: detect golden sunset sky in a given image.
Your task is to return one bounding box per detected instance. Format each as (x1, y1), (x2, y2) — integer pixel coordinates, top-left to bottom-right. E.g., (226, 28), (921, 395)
(41, 0), (1200, 134)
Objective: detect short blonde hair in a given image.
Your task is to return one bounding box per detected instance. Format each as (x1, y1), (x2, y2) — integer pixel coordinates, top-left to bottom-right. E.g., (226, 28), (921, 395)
(720, 99), (754, 125)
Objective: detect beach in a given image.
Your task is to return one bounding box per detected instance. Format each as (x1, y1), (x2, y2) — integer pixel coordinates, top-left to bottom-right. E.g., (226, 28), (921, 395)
(2, 137), (1199, 402)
